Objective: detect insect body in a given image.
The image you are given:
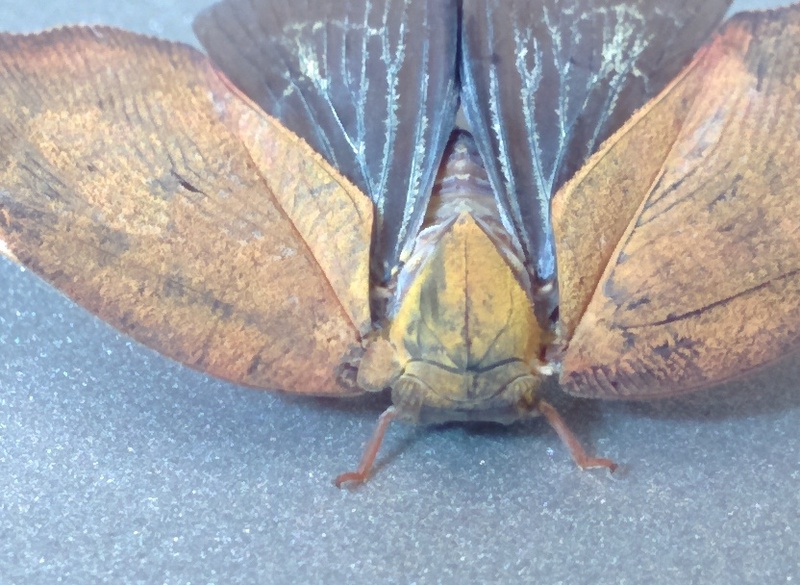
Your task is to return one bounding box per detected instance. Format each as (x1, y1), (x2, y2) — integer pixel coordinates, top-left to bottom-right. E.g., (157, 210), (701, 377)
(367, 131), (544, 422)
(341, 131), (615, 484)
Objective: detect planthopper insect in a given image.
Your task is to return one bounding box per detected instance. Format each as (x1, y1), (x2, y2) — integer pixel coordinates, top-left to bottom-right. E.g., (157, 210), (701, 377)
(1, 0), (799, 486)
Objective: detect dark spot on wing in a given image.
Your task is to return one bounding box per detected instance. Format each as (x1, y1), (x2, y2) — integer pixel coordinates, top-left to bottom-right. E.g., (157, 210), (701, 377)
(625, 296), (651, 310)
(756, 59), (766, 92)
(706, 174), (742, 212)
(171, 170), (204, 194)
(211, 298), (234, 319)
(621, 330), (636, 351)
(247, 354), (261, 376)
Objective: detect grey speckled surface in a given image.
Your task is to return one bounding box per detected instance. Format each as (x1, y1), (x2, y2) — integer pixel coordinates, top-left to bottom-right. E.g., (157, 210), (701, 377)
(1, 1), (799, 583)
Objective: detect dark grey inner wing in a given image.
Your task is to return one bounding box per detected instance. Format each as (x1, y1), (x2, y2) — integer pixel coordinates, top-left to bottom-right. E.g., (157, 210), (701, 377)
(194, 0), (460, 283)
(460, 0), (732, 285)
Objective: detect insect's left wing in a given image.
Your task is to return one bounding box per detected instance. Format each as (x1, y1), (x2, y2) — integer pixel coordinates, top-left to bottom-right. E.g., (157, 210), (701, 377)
(555, 5), (800, 398)
(460, 0), (732, 285)
(0, 27), (373, 395)
(194, 0), (460, 283)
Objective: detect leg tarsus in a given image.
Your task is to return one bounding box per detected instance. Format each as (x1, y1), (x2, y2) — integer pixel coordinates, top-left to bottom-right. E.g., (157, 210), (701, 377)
(538, 400), (617, 472)
(334, 406), (398, 488)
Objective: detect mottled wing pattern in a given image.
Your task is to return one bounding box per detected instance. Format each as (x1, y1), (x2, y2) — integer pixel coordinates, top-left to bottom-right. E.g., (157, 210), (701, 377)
(460, 0), (732, 284)
(558, 5), (800, 398)
(194, 0), (459, 282)
(0, 27), (373, 395)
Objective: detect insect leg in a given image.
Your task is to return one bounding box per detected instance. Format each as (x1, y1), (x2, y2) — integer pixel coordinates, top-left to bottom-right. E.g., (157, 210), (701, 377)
(334, 406), (399, 488)
(537, 400), (617, 472)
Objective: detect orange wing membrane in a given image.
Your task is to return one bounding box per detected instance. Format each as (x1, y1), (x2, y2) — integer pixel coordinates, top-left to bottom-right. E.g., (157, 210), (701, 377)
(0, 27), (373, 395)
(555, 6), (800, 398)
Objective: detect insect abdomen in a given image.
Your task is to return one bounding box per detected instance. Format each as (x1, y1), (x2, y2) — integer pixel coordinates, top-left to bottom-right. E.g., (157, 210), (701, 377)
(395, 130), (530, 307)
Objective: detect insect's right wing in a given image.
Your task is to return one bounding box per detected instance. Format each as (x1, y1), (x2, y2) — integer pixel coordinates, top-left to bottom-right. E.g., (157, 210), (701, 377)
(194, 0), (460, 283)
(554, 5), (800, 398)
(460, 0), (732, 286)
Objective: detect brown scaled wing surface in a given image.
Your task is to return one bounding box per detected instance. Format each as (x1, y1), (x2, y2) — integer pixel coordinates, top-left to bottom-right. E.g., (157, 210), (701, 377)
(0, 27), (372, 395)
(554, 5), (800, 398)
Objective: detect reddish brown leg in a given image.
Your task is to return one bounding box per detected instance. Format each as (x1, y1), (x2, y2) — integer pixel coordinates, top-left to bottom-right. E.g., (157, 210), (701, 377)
(334, 406), (398, 488)
(538, 400), (617, 472)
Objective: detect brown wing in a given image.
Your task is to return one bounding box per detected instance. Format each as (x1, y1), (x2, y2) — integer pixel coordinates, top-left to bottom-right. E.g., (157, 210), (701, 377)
(555, 5), (800, 398)
(0, 27), (373, 396)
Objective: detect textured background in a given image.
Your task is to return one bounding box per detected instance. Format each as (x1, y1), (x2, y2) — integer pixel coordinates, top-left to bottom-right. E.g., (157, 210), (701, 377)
(1, 1), (798, 584)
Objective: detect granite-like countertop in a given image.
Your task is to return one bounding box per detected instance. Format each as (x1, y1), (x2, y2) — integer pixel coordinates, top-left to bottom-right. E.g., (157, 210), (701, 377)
(1, 1), (798, 583)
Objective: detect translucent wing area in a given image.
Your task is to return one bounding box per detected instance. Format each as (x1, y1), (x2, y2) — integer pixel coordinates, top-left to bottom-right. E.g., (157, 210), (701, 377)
(460, 0), (731, 283)
(0, 27), (374, 395)
(557, 5), (800, 398)
(194, 0), (459, 282)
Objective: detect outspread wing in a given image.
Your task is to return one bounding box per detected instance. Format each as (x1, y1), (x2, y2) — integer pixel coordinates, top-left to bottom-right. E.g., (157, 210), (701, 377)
(460, 0), (732, 284)
(194, 0), (459, 282)
(0, 27), (373, 395)
(555, 5), (800, 398)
